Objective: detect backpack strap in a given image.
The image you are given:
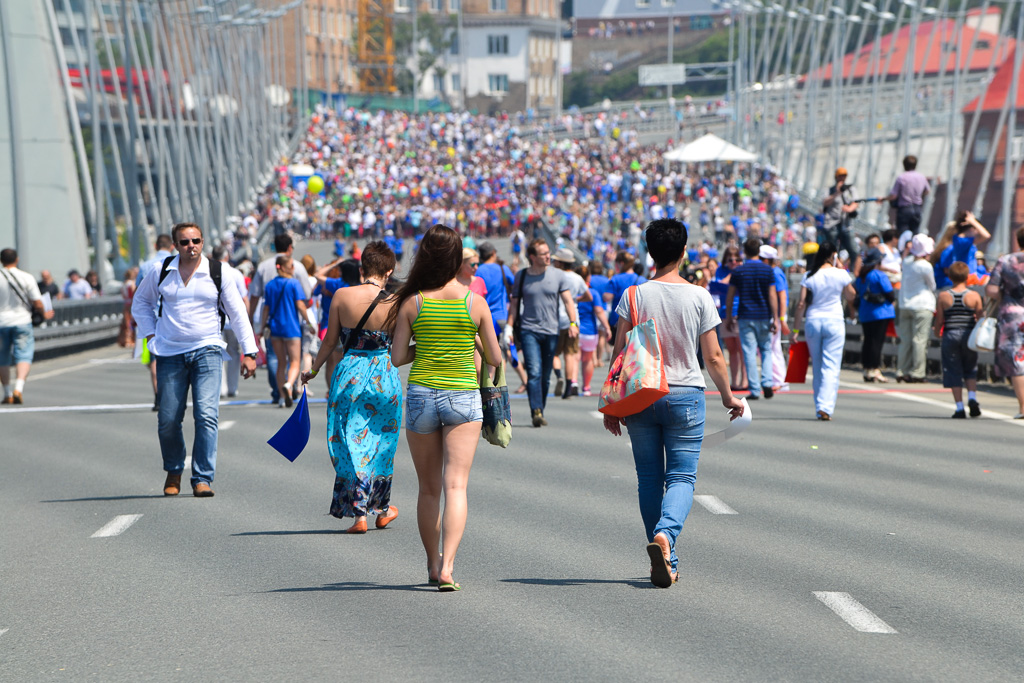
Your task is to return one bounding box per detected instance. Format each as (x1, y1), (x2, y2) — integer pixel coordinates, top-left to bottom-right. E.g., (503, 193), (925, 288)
(156, 255), (176, 319)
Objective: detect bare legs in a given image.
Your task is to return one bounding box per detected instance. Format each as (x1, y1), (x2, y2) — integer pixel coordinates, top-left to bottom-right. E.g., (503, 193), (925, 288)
(581, 349), (596, 393)
(407, 422), (481, 587)
(725, 336), (747, 389)
(1013, 376), (1024, 415)
(271, 337), (301, 398)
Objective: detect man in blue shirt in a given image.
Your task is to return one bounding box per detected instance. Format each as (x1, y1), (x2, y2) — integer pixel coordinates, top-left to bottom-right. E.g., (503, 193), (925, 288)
(725, 239), (779, 399)
(602, 251), (646, 339)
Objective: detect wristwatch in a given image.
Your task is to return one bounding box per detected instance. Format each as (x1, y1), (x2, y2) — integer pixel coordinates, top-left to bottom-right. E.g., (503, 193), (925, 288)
(244, 353), (257, 360)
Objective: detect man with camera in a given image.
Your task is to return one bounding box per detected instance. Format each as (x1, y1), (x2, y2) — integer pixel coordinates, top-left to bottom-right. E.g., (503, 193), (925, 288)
(822, 167), (859, 257)
(1, 248), (54, 405)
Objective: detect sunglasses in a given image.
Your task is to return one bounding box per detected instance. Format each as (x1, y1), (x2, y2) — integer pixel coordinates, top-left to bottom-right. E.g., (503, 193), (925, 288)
(469, 262), (479, 268)
(178, 238), (202, 246)
(725, 257), (742, 263)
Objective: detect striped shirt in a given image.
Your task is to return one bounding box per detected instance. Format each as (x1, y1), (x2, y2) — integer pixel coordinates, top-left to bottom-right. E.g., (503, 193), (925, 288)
(408, 292), (479, 390)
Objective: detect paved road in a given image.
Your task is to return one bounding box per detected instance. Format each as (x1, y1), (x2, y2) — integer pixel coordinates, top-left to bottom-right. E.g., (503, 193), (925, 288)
(3, 238), (1024, 681)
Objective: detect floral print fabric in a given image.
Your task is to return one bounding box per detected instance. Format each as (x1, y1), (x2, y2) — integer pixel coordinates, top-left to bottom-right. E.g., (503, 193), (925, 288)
(328, 337), (402, 519)
(990, 252), (1024, 378)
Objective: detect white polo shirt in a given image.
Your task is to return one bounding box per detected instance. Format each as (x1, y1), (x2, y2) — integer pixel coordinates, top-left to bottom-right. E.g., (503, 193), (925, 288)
(133, 255), (257, 357)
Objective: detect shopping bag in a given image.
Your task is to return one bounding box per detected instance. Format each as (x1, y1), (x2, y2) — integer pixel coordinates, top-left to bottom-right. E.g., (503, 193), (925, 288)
(598, 286), (669, 418)
(785, 340), (809, 384)
(886, 319), (897, 337)
(267, 387), (311, 462)
(480, 362), (512, 448)
(967, 317), (997, 353)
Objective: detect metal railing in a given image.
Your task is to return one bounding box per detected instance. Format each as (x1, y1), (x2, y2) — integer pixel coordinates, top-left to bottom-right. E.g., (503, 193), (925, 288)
(34, 295), (124, 355)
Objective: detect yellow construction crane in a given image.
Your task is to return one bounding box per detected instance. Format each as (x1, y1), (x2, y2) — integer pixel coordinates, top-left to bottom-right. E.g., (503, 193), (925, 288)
(357, 0), (396, 94)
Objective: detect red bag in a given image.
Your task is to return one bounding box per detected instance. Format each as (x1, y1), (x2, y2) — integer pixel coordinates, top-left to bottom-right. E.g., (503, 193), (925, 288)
(785, 341), (809, 384)
(598, 286), (669, 418)
(886, 320), (897, 337)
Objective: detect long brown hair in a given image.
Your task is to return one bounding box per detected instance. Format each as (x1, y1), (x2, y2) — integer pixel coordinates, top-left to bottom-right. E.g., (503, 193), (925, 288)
(384, 225), (464, 331)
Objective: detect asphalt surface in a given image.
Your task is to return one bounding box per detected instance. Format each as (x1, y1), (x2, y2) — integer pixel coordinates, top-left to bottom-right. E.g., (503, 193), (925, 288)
(2, 237), (1024, 681)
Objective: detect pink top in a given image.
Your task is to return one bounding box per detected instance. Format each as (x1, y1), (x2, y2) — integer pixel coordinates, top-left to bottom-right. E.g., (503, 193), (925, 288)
(470, 276), (488, 298)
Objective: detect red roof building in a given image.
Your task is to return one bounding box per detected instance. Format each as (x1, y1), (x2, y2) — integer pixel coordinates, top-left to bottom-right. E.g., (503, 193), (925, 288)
(814, 9), (1012, 85)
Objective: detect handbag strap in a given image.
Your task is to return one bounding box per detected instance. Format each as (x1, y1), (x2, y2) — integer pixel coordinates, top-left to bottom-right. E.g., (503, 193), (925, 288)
(341, 290), (388, 356)
(1, 268), (32, 312)
(627, 284), (640, 327)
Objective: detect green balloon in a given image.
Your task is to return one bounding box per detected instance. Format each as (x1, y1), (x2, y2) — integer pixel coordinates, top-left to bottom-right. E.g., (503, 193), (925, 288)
(630, 160), (640, 171)
(342, 194), (351, 204)
(444, 163), (453, 171)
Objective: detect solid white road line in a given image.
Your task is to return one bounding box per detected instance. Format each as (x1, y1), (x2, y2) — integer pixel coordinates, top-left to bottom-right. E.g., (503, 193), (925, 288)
(0, 398), (327, 415)
(813, 591), (898, 634)
(184, 456), (192, 469)
(693, 494), (739, 515)
(220, 420), (236, 430)
(91, 514), (143, 538)
(838, 381), (1024, 425)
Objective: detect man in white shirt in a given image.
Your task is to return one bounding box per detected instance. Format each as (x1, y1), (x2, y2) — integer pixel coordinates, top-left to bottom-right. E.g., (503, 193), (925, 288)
(248, 233), (312, 403)
(552, 247), (592, 398)
(133, 223), (258, 498)
(62, 270), (93, 299)
(1, 248), (53, 404)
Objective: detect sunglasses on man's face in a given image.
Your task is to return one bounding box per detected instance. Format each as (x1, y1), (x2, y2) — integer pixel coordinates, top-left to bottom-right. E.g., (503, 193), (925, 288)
(178, 238), (202, 246)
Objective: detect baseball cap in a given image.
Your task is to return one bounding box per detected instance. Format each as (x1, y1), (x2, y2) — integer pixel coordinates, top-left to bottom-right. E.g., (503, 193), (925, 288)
(759, 245), (779, 260)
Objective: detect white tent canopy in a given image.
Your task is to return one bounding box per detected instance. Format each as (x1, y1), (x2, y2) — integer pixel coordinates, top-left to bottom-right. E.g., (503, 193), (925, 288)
(663, 134), (758, 163)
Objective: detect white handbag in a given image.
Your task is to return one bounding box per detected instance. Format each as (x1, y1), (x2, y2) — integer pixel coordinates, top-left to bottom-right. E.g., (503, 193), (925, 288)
(967, 316), (997, 352)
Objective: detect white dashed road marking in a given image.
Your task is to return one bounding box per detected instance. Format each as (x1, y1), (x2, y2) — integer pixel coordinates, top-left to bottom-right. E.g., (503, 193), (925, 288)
(813, 592), (898, 634)
(221, 421), (236, 430)
(91, 514), (143, 538)
(590, 411), (603, 419)
(693, 495), (739, 515)
(0, 628), (8, 637)
(184, 456), (192, 469)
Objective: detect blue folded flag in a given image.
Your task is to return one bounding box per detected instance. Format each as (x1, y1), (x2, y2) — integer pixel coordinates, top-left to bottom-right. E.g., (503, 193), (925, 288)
(267, 387), (310, 462)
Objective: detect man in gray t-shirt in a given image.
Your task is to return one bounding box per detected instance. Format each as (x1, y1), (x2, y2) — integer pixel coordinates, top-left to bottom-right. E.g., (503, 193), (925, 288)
(505, 239), (579, 426)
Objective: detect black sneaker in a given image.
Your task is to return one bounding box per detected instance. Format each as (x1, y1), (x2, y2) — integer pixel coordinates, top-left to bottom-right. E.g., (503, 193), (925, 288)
(570, 383), (580, 397)
(152, 396), (159, 412)
(554, 378), (564, 398)
(951, 409), (966, 419)
(746, 394), (759, 400)
(763, 386), (774, 399)
(968, 399), (981, 417)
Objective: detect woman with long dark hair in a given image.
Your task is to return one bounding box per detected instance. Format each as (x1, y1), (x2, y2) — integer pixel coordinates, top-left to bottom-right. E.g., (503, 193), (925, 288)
(388, 225), (502, 592)
(790, 242), (856, 420)
(855, 248), (896, 382)
(301, 242), (400, 533)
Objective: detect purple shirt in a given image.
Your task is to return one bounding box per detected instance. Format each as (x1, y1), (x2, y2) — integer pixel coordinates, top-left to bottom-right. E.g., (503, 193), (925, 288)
(891, 171), (930, 207)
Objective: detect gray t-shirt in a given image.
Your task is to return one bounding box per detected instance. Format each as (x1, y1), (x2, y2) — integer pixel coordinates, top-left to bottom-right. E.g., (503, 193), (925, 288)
(249, 255), (312, 300)
(514, 267), (568, 335)
(823, 184), (855, 232)
(558, 270), (588, 330)
(615, 281), (721, 388)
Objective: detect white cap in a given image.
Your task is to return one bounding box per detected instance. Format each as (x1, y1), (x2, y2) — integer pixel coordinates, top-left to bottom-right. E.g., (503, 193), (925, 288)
(759, 245), (778, 260)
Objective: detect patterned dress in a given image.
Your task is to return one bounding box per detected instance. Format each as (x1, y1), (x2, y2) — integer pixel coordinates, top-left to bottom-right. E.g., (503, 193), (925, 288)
(328, 326), (402, 518)
(990, 252), (1024, 378)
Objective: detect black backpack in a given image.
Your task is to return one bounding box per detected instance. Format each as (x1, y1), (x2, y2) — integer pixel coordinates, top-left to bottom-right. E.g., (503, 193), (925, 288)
(157, 255), (225, 331)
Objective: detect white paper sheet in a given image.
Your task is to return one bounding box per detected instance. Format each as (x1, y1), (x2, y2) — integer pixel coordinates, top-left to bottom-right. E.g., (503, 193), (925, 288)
(40, 292), (53, 312)
(703, 398), (752, 448)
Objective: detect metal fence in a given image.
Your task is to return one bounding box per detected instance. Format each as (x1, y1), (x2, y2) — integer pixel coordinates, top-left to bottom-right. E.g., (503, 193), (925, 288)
(35, 296), (125, 355)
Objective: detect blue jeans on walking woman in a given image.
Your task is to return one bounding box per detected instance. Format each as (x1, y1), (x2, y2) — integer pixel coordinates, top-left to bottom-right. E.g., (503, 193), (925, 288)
(156, 345), (222, 486)
(806, 318), (846, 416)
(624, 387), (706, 572)
(519, 329), (558, 413)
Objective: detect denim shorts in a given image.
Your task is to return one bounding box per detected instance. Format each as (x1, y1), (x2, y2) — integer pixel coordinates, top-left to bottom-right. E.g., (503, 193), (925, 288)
(0, 324), (34, 366)
(405, 384), (482, 434)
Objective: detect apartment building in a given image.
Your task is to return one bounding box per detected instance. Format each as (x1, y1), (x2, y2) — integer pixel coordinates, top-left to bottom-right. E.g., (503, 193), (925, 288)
(277, 0), (357, 104)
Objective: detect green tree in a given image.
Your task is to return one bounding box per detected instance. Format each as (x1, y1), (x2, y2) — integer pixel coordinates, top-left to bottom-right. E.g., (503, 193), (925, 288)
(393, 13), (457, 102)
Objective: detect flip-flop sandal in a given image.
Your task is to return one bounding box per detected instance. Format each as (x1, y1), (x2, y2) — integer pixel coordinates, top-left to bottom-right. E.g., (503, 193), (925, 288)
(438, 582), (461, 592)
(427, 577), (439, 586)
(646, 542), (674, 589)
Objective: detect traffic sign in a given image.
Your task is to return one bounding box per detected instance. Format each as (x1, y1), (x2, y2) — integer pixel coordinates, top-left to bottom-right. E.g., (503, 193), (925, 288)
(639, 64), (687, 86)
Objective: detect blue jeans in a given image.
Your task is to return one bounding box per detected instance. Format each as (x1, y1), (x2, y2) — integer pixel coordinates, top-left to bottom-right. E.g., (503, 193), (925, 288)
(806, 317), (846, 416)
(624, 387), (705, 572)
(265, 341), (279, 402)
(739, 318), (774, 397)
(0, 324), (34, 365)
(405, 384), (483, 433)
(519, 329), (558, 413)
(156, 345), (222, 486)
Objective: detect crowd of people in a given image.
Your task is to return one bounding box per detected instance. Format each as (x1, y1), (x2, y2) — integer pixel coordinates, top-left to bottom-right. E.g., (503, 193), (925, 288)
(5, 106), (1024, 591)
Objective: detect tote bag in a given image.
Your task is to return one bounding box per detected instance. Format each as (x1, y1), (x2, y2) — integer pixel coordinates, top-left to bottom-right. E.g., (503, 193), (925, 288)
(598, 285), (669, 418)
(480, 362), (512, 448)
(967, 298), (998, 353)
(785, 340), (809, 384)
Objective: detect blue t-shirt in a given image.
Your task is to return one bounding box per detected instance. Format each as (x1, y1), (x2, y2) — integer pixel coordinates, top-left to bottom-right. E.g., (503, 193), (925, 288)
(577, 287), (602, 336)
(589, 274), (610, 309)
(264, 276), (305, 338)
(935, 236), (978, 288)
(773, 265), (788, 294)
(729, 260), (775, 320)
(856, 269), (895, 322)
(605, 272), (646, 326)
(313, 278), (347, 328)
(477, 262), (514, 322)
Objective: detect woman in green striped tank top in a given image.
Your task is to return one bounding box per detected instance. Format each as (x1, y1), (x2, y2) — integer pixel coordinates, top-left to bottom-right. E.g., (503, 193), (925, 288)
(389, 226), (503, 592)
